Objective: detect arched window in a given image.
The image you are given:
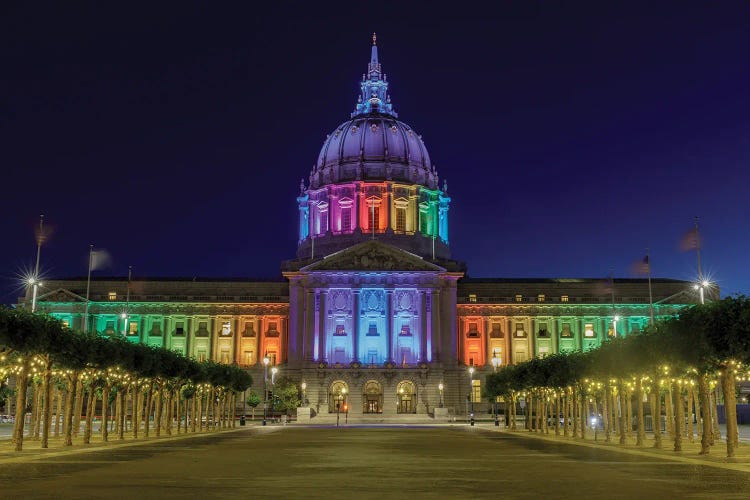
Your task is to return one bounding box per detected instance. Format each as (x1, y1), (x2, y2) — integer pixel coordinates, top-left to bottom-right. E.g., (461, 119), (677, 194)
(397, 380), (416, 414)
(328, 380), (349, 413)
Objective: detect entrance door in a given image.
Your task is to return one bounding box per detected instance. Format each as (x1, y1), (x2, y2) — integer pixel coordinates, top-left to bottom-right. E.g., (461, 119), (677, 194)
(397, 380), (416, 414)
(362, 380), (383, 414)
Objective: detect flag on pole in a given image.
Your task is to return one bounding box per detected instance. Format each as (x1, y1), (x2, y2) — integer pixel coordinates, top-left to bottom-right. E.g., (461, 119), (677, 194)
(679, 227), (700, 252)
(632, 255), (650, 275)
(90, 249), (112, 271)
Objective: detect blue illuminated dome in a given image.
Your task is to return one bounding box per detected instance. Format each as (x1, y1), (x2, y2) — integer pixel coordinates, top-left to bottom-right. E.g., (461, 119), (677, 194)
(309, 34), (438, 190)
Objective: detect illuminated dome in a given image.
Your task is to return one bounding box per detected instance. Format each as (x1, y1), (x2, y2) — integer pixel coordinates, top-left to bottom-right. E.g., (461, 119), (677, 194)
(295, 34), (451, 262)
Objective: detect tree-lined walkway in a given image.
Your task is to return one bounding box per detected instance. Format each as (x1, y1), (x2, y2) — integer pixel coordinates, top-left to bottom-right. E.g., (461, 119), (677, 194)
(0, 426), (749, 499)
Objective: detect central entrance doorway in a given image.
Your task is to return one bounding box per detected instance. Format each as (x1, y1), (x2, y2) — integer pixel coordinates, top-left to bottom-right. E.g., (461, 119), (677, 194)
(363, 380), (383, 414)
(397, 380), (416, 414)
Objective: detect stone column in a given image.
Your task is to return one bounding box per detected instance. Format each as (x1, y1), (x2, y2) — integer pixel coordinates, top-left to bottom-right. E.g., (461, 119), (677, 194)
(352, 290), (360, 362)
(430, 290), (439, 362)
(419, 290), (428, 363)
(577, 319), (584, 351)
(234, 317), (241, 364)
(318, 291), (327, 362)
(529, 318), (536, 358)
(506, 318), (512, 364)
(552, 318), (559, 355)
(280, 316), (288, 364)
(385, 290), (393, 362)
(305, 290), (315, 361)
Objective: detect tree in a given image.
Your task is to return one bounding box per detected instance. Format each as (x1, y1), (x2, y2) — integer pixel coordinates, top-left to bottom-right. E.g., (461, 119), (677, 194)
(246, 391), (261, 420)
(270, 377), (301, 415)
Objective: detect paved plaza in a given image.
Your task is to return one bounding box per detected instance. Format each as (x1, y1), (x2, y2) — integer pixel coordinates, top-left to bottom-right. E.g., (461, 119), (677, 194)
(1, 425), (750, 499)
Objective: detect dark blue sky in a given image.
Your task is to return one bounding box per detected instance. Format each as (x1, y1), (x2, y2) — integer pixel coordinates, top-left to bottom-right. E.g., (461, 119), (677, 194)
(2, 2), (749, 303)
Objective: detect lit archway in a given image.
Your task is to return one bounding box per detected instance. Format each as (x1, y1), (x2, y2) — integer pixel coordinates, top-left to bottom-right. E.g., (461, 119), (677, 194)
(328, 380), (349, 413)
(362, 380), (383, 414)
(396, 380), (416, 414)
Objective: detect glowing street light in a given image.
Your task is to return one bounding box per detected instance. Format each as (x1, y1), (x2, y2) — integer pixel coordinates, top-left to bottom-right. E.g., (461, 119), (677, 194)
(694, 280), (712, 305)
(613, 315), (620, 338)
(262, 356), (270, 426)
(301, 381), (307, 407)
(468, 366), (475, 426)
(438, 382), (444, 408)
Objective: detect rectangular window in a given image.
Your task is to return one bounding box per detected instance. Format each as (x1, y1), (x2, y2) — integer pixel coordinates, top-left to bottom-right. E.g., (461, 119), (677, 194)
(333, 347), (346, 364)
(367, 322), (379, 336)
(561, 295), (569, 303)
(341, 207), (351, 231)
(319, 210), (328, 234)
(220, 349), (230, 364)
(396, 207), (406, 232)
(244, 351), (254, 365)
(584, 323), (595, 338)
(399, 323), (411, 336)
(128, 321), (138, 335)
(492, 347), (503, 362)
(108, 292), (117, 301)
(196, 321), (209, 337)
(515, 322), (526, 338)
(490, 322), (504, 338)
(267, 352), (277, 365)
(105, 321), (115, 334)
(538, 322), (549, 337)
(515, 294), (523, 303)
(631, 322), (641, 333)
(197, 350), (207, 362)
(561, 322), (572, 337)
(221, 321), (232, 336)
(468, 294), (477, 303)
(367, 349), (378, 364)
(471, 380), (481, 403)
(538, 347), (549, 358)
(266, 322), (280, 337)
(243, 322), (256, 337)
(467, 322), (479, 338)
(334, 324), (347, 336)
(175, 321), (185, 336)
(537, 294), (545, 302)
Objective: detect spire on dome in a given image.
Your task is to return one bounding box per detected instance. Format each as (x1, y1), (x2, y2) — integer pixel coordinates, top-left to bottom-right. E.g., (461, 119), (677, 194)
(352, 33), (397, 118)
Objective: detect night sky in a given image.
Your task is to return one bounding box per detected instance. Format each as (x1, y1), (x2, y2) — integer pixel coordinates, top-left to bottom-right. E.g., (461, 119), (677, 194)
(3, 2), (749, 304)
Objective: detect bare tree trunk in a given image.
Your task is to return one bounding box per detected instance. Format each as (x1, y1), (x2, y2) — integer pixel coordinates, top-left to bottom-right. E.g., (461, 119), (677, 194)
(618, 383), (626, 445)
(12, 358), (30, 451)
(650, 389), (661, 448)
(687, 384), (695, 443)
(636, 378), (645, 447)
(63, 372), (79, 446)
(144, 384), (153, 438)
(29, 383), (40, 439)
(154, 387), (163, 437)
(72, 378), (84, 437)
(41, 360), (53, 448)
(526, 394), (533, 431)
(198, 392), (204, 432)
(554, 394), (560, 436)
(571, 388), (579, 438)
(54, 387), (63, 438)
(101, 383), (111, 442)
(117, 390), (124, 440)
(626, 389), (633, 438)
(165, 389), (173, 436)
(132, 386), (140, 439)
(721, 367), (738, 457)
(665, 383), (674, 439)
(83, 387), (95, 444)
(673, 382), (684, 452)
(562, 392), (568, 437)
(711, 386), (721, 443)
(604, 383), (611, 442)
(698, 374), (712, 455)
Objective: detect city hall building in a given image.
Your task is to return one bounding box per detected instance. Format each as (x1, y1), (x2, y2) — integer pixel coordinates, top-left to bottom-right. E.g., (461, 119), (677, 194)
(30, 37), (701, 420)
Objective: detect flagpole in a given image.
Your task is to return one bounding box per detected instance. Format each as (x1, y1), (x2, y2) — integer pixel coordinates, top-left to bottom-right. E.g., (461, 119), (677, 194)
(84, 244), (94, 334)
(646, 248), (654, 326)
(31, 214), (44, 313)
(694, 216), (703, 280)
(123, 265), (132, 336)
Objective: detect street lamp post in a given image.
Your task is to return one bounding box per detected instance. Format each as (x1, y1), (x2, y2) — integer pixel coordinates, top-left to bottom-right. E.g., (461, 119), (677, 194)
(262, 356), (269, 426)
(438, 382), (444, 408)
(468, 366), (475, 426)
(343, 388), (348, 424)
(613, 315), (620, 338)
(694, 280), (710, 305)
(491, 355), (501, 426)
(301, 381), (307, 407)
(271, 366), (278, 423)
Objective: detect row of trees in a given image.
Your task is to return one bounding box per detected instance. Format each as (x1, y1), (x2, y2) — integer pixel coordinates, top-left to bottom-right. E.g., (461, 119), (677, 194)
(485, 296), (750, 457)
(0, 307), (252, 451)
